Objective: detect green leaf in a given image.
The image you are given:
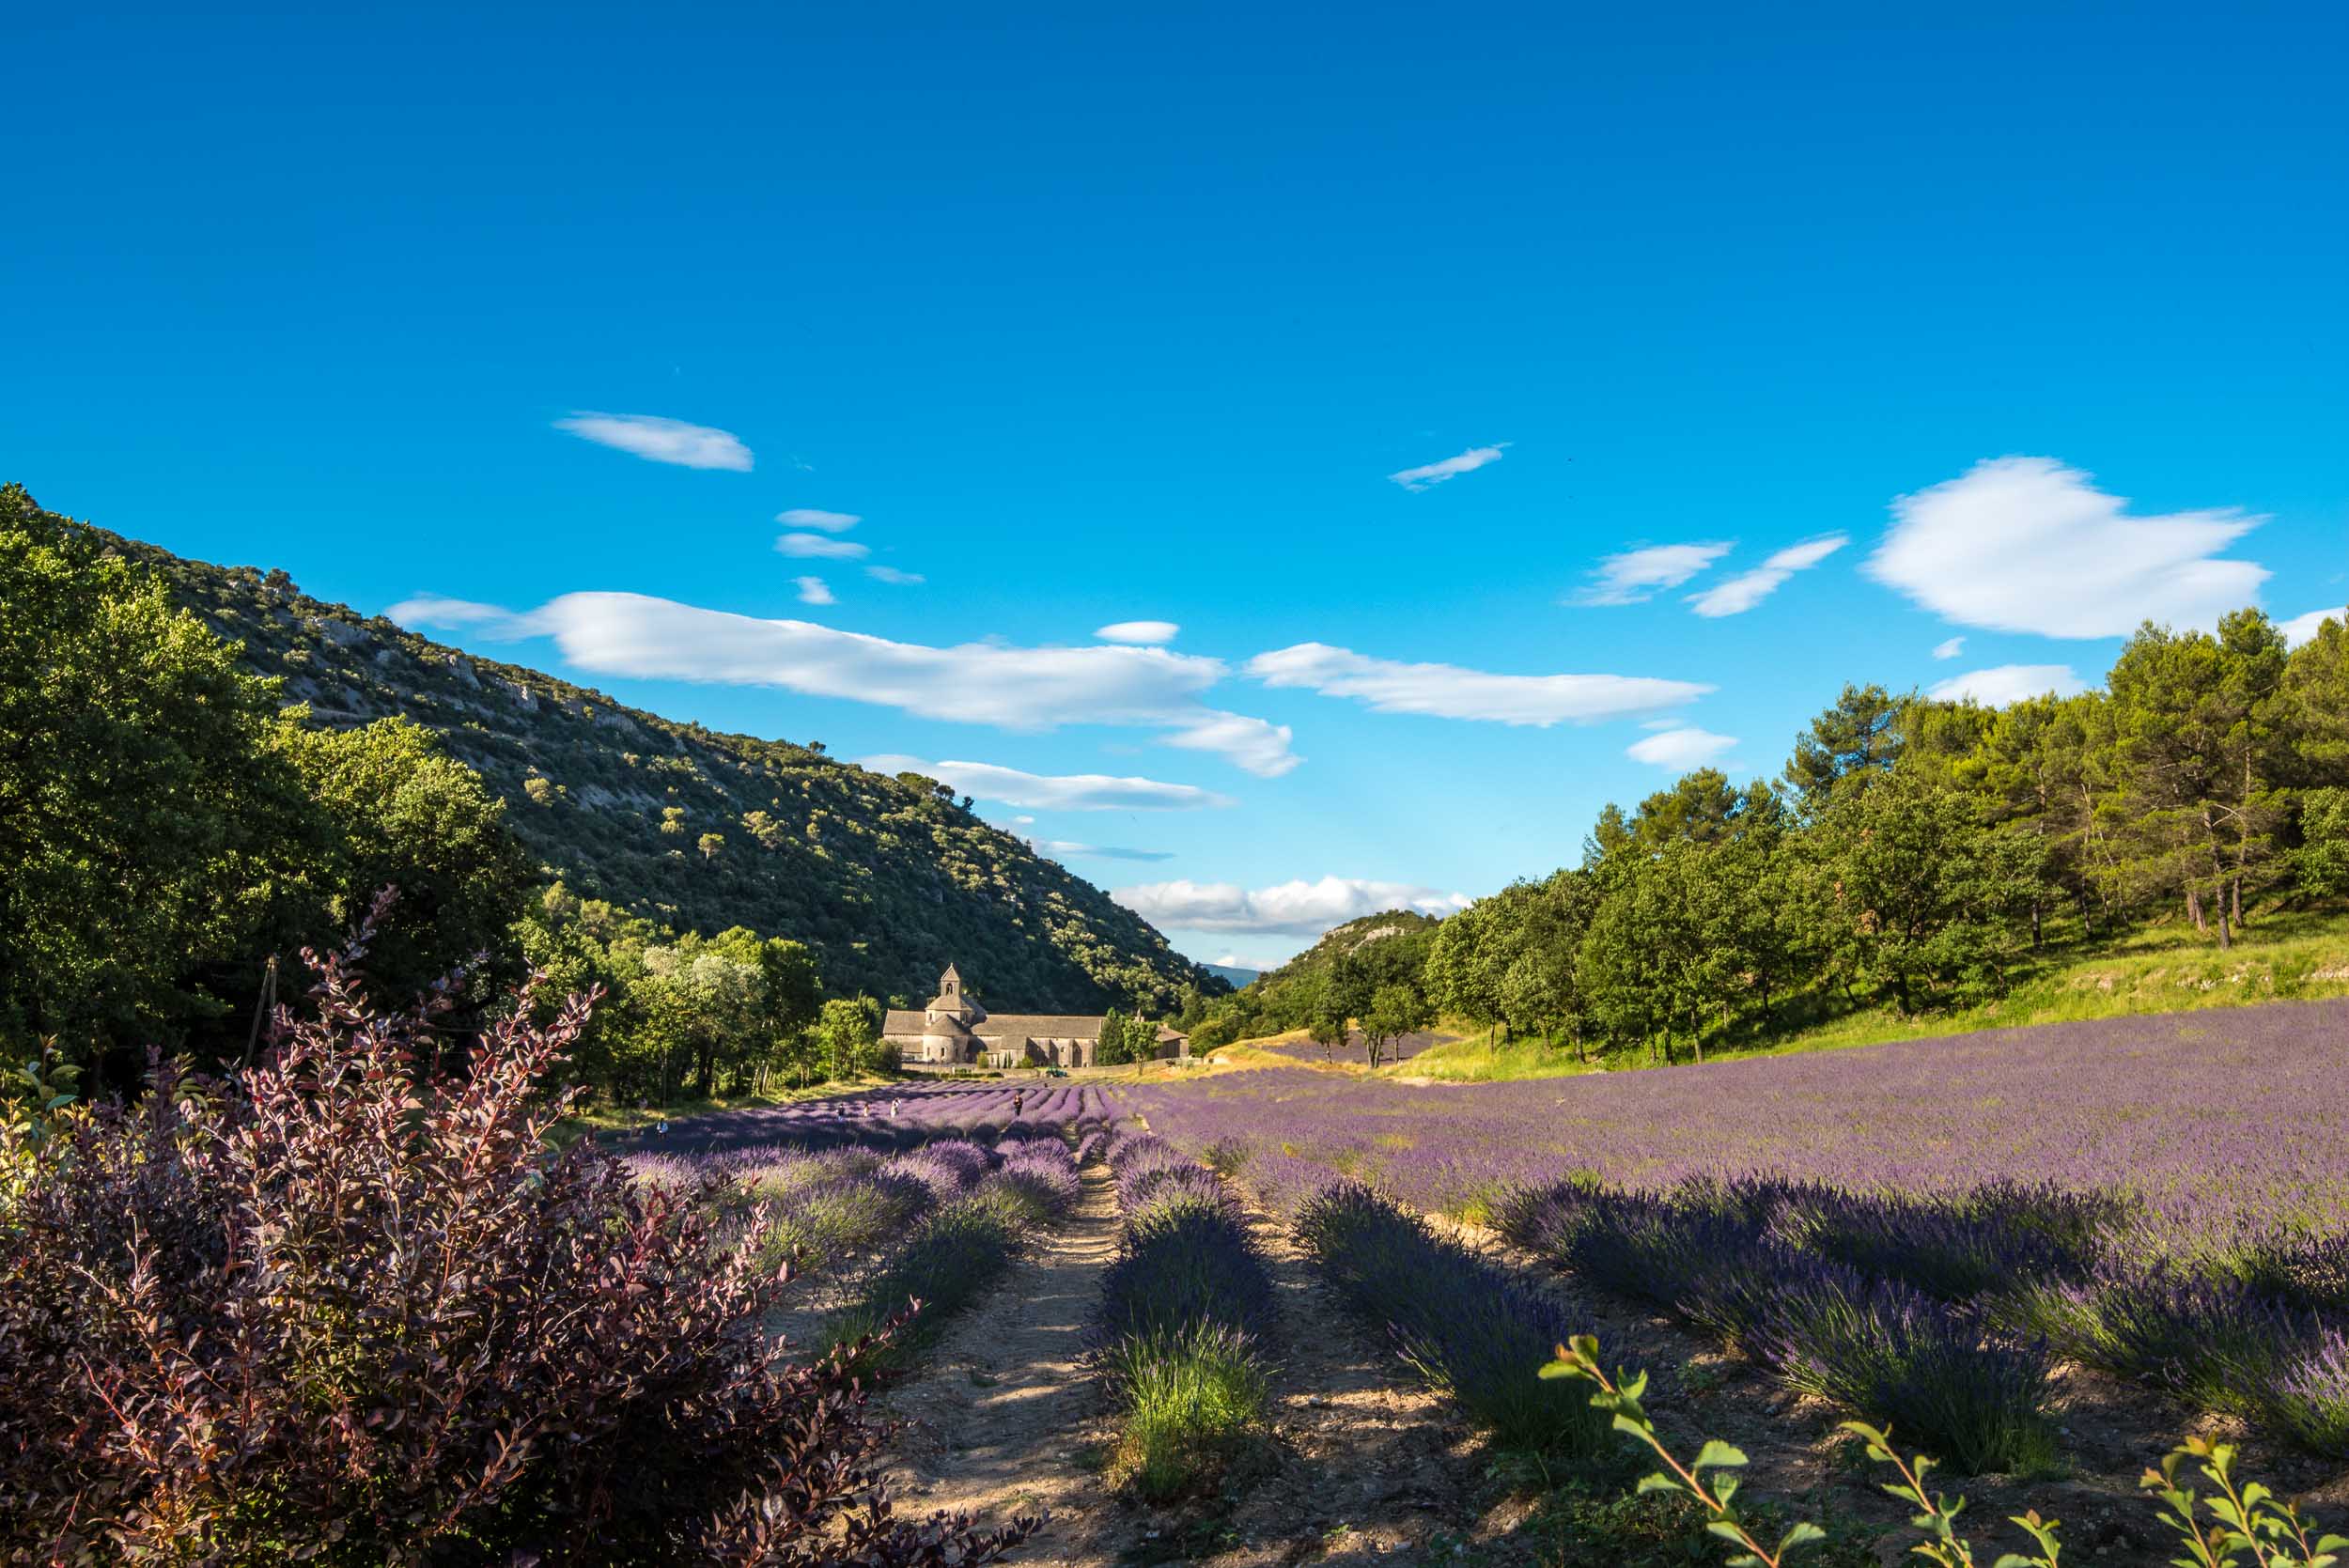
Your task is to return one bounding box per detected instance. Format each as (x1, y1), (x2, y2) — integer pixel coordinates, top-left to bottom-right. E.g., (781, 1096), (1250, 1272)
(1636, 1473), (1681, 1496)
(1693, 1438), (1750, 1472)
(1777, 1521), (1828, 1554)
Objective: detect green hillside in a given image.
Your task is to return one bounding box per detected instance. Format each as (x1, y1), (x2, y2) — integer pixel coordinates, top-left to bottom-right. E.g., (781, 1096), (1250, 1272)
(85, 516), (1221, 1014)
(1247, 908), (1442, 991)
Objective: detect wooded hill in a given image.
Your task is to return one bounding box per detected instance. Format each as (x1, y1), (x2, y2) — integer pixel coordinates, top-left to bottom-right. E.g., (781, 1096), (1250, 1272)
(1245, 910), (1442, 993)
(87, 515), (1221, 1015)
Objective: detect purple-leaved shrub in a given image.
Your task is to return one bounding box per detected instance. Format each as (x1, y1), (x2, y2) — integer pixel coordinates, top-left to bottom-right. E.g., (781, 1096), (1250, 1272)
(0, 920), (1034, 1566)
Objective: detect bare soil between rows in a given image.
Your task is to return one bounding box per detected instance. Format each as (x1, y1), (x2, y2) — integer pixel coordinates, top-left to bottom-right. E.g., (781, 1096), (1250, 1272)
(873, 1161), (1532, 1567)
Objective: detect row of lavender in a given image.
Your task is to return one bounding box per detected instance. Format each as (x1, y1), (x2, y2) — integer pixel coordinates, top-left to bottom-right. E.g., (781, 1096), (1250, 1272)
(1508, 1173), (2349, 1468)
(637, 1080), (1118, 1157)
(1114, 1003), (2349, 1249)
(1090, 1132), (1278, 1498)
(1118, 1007), (2349, 1467)
(630, 1086), (1112, 1367)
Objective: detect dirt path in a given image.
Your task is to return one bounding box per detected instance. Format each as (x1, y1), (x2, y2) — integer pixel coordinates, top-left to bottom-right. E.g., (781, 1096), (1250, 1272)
(879, 1162), (1128, 1565)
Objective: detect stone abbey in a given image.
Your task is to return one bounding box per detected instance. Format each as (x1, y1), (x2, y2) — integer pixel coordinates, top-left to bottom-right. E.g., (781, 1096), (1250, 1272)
(882, 963), (1186, 1070)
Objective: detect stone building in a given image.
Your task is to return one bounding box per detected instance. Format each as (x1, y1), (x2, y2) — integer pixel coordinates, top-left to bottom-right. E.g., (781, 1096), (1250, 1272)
(882, 963), (1187, 1069)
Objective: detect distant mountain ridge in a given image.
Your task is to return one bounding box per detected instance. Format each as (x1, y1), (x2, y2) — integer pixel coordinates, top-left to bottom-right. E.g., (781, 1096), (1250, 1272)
(84, 518), (1224, 1014)
(1203, 963), (1262, 989)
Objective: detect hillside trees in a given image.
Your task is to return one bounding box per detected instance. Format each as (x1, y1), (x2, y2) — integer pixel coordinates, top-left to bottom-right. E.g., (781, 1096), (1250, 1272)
(1260, 608), (2349, 1069)
(0, 487), (532, 1077)
(0, 487), (312, 1066)
(272, 715), (537, 1006)
(1816, 769), (2046, 1013)
(2106, 612), (2291, 943)
(1359, 982), (1431, 1070)
(1784, 682), (1906, 812)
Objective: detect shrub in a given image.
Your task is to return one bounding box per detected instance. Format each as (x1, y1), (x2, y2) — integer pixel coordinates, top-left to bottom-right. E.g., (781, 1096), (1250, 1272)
(2236, 1228), (2349, 1317)
(1772, 1179), (2120, 1303)
(1756, 1273), (2058, 1476)
(1098, 1199), (1277, 1342)
(1098, 1323), (1270, 1501)
(751, 1168), (936, 1276)
(879, 1139), (994, 1203)
(0, 933), (1032, 1566)
(1091, 1133), (1277, 1499)
(1298, 1182), (1609, 1453)
(830, 1200), (1023, 1369)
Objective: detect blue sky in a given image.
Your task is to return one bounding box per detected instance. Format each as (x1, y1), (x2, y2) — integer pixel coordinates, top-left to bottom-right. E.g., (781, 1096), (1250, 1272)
(8, 2), (2345, 966)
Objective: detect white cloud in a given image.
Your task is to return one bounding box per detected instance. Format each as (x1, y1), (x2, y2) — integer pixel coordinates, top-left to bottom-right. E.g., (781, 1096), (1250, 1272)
(383, 593), (521, 629)
(776, 508), (860, 533)
(1626, 727), (1738, 768)
(1687, 535), (1848, 617)
(862, 756), (1234, 812)
(553, 412), (752, 471)
(793, 576), (835, 607)
(393, 589), (1296, 774)
(1868, 457), (2269, 638)
(1159, 710), (1300, 778)
(2281, 608), (2346, 648)
(1097, 620), (1180, 645)
(865, 565), (926, 585)
(778, 533), (869, 560)
(1927, 664), (2089, 706)
(1388, 443), (1509, 491)
(1573, 542), (1735, 606)
(1114, 876), (1472, 936)
(1012, 815), (1035, 826)
(1932, 636), (1967, 660)
(1248, 643), (1707, 725)
(1034, 840), (1176, 863)
(1211, 953), (1275, 970)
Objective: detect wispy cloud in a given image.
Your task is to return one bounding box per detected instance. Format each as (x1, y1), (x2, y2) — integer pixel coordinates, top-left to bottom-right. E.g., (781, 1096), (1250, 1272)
(865, 565), (926, 585)
(1626, 727), (1738, 768)
(1927, 664), (2089, 706)
(1387, 443), (1509, 491)
(383, 594), (521, 629)
(1159, 711), (1300, 777)
(863, 756), (1235, 812)
(776, 508), (860, 533)
(2281, 607), (2346, 648)
(1572, 542), (1735, 606)
(1869, 457), (2267, 638)
(793, 576), (834, 606)
(1687, 535), (1847, 617)
(1932, 636), (1967, 660)
(777, 533), (868, 560)
(554, 412), (752, 471)
(390, 590), (1296, 775)
(1033, 840), (1177, 863)
(1113, 876), (1471, 936)
(1248, 643), (1707, 725)
(1097, 620), (1179, 645)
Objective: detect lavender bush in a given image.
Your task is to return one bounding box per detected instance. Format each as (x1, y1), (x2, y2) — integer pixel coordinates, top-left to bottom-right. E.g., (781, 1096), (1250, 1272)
(1092, 1133), (1277, 1498)
(1297, 1182), (1609, 1453)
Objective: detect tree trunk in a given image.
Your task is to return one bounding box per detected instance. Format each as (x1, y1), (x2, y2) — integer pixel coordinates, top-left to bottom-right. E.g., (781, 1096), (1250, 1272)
(2187, 884), (2204, 932)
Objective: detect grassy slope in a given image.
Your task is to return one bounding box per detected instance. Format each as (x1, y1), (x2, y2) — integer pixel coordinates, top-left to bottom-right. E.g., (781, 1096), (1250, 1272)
(1358, 909), (2349, 1084)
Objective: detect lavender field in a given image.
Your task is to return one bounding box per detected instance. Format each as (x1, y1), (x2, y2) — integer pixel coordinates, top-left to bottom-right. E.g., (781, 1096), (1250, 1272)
(628, 1080), (1115, 1157)
(1119, 999), (2349, 1249)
